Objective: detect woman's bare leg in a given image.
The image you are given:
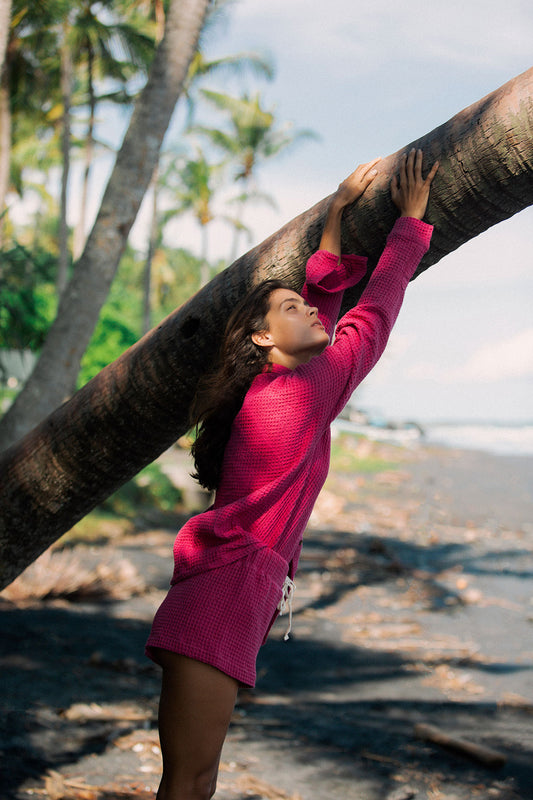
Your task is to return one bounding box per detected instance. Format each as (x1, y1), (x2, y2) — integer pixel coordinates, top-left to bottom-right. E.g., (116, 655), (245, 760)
(154, 648), (239, 800)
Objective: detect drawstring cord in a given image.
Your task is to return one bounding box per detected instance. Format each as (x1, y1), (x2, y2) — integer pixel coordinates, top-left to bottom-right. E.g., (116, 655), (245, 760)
(277, 576), (296, 641)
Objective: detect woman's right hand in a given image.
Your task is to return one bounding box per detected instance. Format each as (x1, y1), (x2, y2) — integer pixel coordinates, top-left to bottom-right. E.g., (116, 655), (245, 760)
(391, 148), (439, 220)
(333, 157), (382, 209)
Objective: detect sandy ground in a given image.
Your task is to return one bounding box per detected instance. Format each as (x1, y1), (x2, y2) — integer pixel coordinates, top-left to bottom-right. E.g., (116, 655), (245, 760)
(1, 438), (532, 800)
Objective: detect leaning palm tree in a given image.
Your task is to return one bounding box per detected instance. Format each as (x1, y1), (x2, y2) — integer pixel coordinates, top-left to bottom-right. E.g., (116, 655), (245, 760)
(0, 0), (11, 78)
(70, 0), (156, 260)
(133, 0), (165, 335)
(56, 14), (74, 296)
(0, 0), (212, 450)
(195, 89), (316, 259)
(1, 66), (532, 590)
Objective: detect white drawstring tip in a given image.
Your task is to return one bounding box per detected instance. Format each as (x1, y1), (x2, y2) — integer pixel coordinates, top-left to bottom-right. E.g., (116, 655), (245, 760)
(277, 576), (295, 641)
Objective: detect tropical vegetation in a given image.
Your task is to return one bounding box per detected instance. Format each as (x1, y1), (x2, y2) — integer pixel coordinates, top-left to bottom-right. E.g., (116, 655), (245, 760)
(1, 1), (531, 589)
(0, 0), (312, 416)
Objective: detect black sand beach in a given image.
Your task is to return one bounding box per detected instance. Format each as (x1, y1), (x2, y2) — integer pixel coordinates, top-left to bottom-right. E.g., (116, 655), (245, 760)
(1, 438), (532, 799)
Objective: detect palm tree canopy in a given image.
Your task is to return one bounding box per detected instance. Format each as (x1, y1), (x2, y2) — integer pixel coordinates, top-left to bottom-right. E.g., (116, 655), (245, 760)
(196, 89), (317, 180)
(68, 1), (155, 86)
(160, 150), (224, 227)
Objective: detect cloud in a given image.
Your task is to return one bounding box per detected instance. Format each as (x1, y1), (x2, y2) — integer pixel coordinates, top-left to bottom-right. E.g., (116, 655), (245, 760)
(408, 328), (533, 384)
(232, 0), (533, 72)
(412, 208), (533, 289)
(453, 328), (533, 382)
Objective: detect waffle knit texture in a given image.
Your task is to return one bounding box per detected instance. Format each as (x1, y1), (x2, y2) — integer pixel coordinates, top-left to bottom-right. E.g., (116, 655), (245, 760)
(146, 216), (433, 685)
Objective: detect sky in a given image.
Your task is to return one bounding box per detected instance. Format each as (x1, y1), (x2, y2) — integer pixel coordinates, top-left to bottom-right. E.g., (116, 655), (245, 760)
(62, 0), (533, 424)
(180, 0), (532, 425)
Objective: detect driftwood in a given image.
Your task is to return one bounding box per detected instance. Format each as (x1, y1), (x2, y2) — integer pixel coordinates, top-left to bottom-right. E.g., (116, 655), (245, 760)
(414, 722), (507, 768)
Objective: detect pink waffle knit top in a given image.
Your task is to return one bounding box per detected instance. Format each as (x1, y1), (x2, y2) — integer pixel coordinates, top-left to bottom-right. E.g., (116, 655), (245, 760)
(170, 217), (432, 586)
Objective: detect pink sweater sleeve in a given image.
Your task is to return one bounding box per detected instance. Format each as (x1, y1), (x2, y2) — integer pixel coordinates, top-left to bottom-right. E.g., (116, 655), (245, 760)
(266, 217), (433, 430)
(301, 251), (367, 338)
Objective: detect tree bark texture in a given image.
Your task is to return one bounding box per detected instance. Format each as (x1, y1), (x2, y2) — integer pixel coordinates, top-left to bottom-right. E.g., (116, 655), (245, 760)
(0, 0), (11, 79)
(0, 0), (211, 448)
(0, 67), (532, 589)
(72, 43), (96, 261)
(57, 21), (73, 298)
(0, 28), (11, 244)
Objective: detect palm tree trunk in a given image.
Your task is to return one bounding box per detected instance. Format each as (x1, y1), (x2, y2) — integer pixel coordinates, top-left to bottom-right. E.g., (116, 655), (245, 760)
(0, 53), (10, 246)
(0, 0), (211, 448)
(142, 173), (159, 334)
(199, 219), (210, 284)
(229, 193), (246, 263)
(0, 0), (11, 79)
(141, 0), (166, 331)
(57, 21), (73, 298)
(1, 66), (532, 589)
(0, 0), (12, 246)
(73, 43), (96, 261)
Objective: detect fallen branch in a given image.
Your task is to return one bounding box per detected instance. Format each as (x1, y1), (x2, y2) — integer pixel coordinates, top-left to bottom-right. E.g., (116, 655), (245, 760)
(414, 722), (506, 768)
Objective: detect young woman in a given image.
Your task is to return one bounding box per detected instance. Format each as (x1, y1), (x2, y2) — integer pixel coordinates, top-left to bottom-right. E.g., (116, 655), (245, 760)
(146, 148), (439, 800)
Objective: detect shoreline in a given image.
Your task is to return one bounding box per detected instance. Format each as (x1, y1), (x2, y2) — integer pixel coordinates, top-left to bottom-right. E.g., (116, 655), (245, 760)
(333, 418), (533, 459)
(330, 432), (533, 535)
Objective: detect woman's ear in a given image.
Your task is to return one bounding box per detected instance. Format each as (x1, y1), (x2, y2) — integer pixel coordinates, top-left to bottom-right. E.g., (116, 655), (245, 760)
(251, 330), (274, 349)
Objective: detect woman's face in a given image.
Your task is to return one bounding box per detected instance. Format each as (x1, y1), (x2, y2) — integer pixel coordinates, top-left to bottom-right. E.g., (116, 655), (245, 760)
(252, 288), (330, 369)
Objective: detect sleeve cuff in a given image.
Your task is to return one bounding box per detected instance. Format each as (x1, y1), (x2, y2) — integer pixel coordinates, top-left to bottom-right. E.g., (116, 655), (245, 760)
(306, 250), (368, 293)
(389, 216), (433, 250)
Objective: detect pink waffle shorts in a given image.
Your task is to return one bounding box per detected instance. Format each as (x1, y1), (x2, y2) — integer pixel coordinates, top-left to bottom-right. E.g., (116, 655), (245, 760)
(145, 545), (289, 687)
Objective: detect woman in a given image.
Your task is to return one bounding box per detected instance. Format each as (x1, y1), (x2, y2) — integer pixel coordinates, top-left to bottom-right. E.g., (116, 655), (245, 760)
(147, 148), (439, 800)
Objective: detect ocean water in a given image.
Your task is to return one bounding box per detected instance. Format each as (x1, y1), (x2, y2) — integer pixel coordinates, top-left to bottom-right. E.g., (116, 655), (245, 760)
(333, 419), (533, 458)
(424, 423), (533, 458)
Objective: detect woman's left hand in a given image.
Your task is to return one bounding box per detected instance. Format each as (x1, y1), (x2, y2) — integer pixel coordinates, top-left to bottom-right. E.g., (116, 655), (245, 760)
(333, 157), (382, 208)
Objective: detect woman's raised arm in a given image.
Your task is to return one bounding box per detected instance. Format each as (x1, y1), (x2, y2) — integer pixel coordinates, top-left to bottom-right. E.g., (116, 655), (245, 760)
(318, 157), (381, 258)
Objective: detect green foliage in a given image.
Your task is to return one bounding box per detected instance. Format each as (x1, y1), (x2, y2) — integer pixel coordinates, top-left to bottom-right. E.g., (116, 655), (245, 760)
(77, 246), (143, 386)
(102, 462), (183, 517)
(0, 237), (216, 399)
(330, 434), (399, 474)
(77, 245), (214, 387)
(77, 302), (140, 387)
(196, 89), (317, 182)
(0, 243), (57, 350)
(3, 0), (315, 404)
(151, 247), (214, 321)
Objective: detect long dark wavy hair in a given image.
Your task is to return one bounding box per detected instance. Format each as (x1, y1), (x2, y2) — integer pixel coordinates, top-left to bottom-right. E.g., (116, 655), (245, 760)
(191, 278), (293, 491)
